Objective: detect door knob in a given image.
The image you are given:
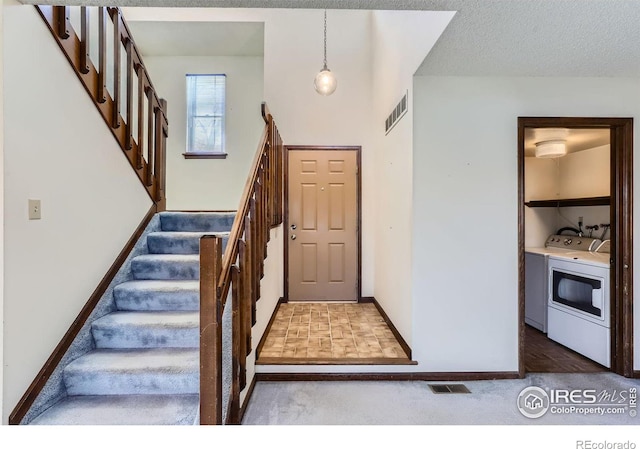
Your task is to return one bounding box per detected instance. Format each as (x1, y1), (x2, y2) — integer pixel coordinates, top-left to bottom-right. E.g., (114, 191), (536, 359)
(291, 234), (297, 240)
(290, 224), (297, 230)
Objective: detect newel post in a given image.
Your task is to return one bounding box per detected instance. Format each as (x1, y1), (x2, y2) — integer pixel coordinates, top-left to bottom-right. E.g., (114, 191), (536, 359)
(200, 235), (223, 425)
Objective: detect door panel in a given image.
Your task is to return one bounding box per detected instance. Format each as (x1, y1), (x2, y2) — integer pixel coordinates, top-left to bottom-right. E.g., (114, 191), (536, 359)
(301, 183), (318, 230)
(288, 149), (358, 301)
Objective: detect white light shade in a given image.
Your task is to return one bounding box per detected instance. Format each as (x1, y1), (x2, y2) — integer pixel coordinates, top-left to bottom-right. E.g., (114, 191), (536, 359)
(314, 69), (337, 96)
(535, 140), (567, 158)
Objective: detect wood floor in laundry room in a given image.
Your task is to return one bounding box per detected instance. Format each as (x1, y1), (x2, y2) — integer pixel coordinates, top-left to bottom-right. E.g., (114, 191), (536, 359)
(256, 302), (414, 365)
(524, 325), (607, 373)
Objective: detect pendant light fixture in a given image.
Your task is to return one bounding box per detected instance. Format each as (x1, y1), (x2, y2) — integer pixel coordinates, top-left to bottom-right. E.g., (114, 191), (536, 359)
(314, 10), (337, 96)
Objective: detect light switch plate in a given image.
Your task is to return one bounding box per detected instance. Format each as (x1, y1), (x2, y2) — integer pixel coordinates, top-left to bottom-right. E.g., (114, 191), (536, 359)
(28, 199), (41, 220)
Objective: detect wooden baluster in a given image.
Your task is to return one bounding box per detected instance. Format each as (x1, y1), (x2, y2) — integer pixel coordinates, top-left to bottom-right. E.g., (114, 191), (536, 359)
(249, 198), (258, 325)
(125, 40), (133, 150)
(260, 162), (268, 264)
(265, 128), (271, 228)
(146, 93), (155, 186)
(154, 106), (163, 201)
(54, 6), (70, 39)
(112, 9), (121, 128)
(273, 124), (278, 225)
(240, 216), (255, 356)
(264, 143), (271, 232)
(269, 118), (276, 227)
(278, 130), (284, 224)
(278, 130), (283, 223)
(262, 155), (269, 252)
(200, 236), (223, 425)
(159, 99), (168, 210)
(97, 8), (107, 103)
(136, 67), (145, 169)
(238, 238), (251, 391)
(79, 7), (90, 74)
(230, 265), (241, 424)
(255, 176), (264, 280)
(275, 129), (281, 224)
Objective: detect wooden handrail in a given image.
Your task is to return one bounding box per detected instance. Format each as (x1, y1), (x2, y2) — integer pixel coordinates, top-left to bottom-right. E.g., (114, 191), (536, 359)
(215, 104), (275, 304)
(217, 126), (269, 301)
(199, 102), (283, 425)
(36, 5), (169, 211)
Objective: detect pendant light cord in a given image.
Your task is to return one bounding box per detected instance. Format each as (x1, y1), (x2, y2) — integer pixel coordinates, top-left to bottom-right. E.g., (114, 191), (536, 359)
(323, 9), (328, 70)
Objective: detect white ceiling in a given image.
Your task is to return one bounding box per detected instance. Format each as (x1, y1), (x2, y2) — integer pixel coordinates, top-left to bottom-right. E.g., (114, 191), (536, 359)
(23, 0), (640, 76)
(524, 128), (610, 157)
(127, 21), (264, 57)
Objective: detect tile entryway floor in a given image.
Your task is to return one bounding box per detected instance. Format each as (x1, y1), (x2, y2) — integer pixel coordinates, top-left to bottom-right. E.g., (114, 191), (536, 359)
(256, 303), (414, 365)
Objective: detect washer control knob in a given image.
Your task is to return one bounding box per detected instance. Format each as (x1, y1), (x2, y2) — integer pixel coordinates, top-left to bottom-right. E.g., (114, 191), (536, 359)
(564, 238), (572, 245)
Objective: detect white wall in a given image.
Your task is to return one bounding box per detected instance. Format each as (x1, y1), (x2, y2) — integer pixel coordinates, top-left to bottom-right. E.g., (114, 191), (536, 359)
(559, 144), (610, 199)
(124, 7), (377, 296)
(560, 206), (611, 240)
(413, 76), (640, 372)
(241, 227), (282, 404)
(524, 157), (558, 202)
(524, 145), (611, 247)
(3, 4), (152, 421)
(0, 0), (4, 418)
(370, 10), (454, 345)
(524, 157), (558, 246)
(144, 56), (264, 210)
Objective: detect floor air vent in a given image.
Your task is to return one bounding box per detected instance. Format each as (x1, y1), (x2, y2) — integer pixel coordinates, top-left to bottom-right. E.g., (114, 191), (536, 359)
(428, 384), (471, 394)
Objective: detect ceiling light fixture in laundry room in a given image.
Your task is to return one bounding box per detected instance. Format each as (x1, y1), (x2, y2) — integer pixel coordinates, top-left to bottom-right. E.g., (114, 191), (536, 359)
(534, 128), (569, 158)
(314, 10), (337, 96)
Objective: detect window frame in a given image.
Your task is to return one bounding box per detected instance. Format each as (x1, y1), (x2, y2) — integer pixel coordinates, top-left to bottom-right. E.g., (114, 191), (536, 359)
(183, 73), (228, 159)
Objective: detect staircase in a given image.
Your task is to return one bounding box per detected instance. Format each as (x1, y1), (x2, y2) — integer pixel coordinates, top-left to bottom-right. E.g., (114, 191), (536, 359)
(29, 212), (233, 425)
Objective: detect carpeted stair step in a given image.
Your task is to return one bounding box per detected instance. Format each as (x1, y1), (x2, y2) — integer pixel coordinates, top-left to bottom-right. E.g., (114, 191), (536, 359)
(160, 211), (235, 233)
(114, 280), (199, 311)
(131, 254), (199, 280)
(29, 394), (199, 425)
(64, 348), (199, 396)
(147, 231), (230, 255)
(92, 311), (199, 349)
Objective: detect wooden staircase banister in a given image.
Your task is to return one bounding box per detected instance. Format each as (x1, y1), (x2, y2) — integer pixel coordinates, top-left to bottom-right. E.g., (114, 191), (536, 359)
(36, 5), (168, 211)
(217, 103), (272, 302)
(217, 126), (269, 302)
(9, 5), (170, 425)
(199, 102), (284, 425)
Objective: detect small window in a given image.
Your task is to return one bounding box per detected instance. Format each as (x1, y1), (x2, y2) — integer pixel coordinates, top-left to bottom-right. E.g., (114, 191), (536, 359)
(185, 74), (226, 158)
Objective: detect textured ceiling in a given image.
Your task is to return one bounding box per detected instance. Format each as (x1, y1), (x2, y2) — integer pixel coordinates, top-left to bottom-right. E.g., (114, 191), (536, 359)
(18, 1), (466, 9)
(22, 0), (640, 77)
(416, 0), (640, 76)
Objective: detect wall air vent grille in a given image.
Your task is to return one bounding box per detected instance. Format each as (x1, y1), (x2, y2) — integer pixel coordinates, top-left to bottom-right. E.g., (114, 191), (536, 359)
(385, 91), (408, 135)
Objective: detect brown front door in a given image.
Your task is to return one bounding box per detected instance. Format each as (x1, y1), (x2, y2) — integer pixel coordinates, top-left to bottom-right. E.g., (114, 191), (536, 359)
(287, 148), (358, 301)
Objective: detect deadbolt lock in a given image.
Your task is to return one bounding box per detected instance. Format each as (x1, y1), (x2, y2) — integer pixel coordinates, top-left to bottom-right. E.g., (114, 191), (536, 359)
(290, 224), (297, 230)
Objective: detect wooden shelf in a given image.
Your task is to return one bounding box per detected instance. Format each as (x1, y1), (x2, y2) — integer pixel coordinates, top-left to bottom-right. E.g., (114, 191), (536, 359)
(525, 196), (610, 208)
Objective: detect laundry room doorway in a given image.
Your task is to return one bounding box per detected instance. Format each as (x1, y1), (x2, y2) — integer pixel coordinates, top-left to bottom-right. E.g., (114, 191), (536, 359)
(517, 117), (634, 377)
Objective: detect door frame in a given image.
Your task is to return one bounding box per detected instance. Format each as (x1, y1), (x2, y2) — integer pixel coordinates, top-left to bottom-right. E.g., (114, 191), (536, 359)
(518, 117), (634, 377)
(283, 145), (362, 302)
